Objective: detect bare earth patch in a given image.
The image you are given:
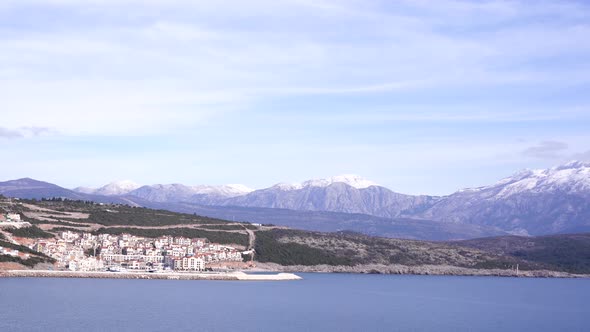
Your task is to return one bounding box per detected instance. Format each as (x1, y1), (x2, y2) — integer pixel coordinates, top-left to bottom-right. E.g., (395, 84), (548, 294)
(0, 262), (27, 270)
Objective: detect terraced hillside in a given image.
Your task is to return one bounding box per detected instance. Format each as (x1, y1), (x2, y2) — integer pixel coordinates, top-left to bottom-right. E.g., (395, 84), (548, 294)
(6, 198), (252, 248)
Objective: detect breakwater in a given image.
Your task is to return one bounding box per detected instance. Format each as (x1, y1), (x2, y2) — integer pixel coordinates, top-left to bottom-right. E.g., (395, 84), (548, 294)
(0, 270), (302, 281)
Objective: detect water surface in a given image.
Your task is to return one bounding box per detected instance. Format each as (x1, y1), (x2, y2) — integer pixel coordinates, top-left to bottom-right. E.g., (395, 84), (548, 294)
(1, 273), (588, 331)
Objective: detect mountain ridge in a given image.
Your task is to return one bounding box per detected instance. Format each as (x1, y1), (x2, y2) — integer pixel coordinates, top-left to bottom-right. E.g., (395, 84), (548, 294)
(2, 160), (590, 238)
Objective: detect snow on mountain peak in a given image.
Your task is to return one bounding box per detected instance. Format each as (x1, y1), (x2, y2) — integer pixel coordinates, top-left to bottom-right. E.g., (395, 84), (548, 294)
(73, 180), (140, 195)
(111, 180), (140, 187)
(303, 174), (378, 189)
(272, 183), (303, 191)
(191, 184), (253, 197)
(225, 184), (254, 193)
(455, 161), (590, 198)
(272, 174), (378, 190)
(95, 180), (141, 196)
(554, 160), (590, 170)
(484, 161), (590, 198)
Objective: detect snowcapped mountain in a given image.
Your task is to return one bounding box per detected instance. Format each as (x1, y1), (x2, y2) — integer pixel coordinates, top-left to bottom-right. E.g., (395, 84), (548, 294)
(126, 183), (253, 203)
(75, 180), (253, 202)
(96, 180), (141, 196)
(415, 161), (590, 235)
(96, 174), (422, 217)
(192, 184), (254, 197)
(472, 161), (590, 198)
(6, 161), (590, 237)
(448, 161), (590, 199)
(216, 163), (590, 236)
(302, 174), (378, 189)
(121, 163), (590, 235)
(220, 177), (435, 218)
(74, 180), (141, 196)
(271, 174), (377, 191)
(126, 184), (196, 202)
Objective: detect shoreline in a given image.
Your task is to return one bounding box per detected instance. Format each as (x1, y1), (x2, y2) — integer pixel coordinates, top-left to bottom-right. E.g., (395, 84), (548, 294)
(0, 270), (302, 281)
(2, 264), (588, 280)
(254, 263), (590, 279)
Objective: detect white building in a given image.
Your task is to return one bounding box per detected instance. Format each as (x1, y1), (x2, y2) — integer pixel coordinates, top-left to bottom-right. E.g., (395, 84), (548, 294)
(174, 256), (205, 271)
(6, 213), (21, 222)
(68, 257), (104, 271)
(61, 231), (80, 242)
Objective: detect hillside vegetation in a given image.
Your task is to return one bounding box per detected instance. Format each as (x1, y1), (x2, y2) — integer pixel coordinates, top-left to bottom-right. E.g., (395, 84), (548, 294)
(456, 233), (590, 274)
(6, 225), (54, 239)
(254, 229), (543, 270)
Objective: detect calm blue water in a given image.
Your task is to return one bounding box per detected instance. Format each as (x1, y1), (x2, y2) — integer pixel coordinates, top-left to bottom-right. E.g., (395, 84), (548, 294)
(1, 273), (589, 331)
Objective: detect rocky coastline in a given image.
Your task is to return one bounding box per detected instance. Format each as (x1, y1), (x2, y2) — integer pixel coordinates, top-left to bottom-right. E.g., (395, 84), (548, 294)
(255, 263), (590, 278)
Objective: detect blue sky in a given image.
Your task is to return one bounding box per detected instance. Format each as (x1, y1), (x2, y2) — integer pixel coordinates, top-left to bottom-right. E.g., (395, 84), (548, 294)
(1, 0), (590, 195)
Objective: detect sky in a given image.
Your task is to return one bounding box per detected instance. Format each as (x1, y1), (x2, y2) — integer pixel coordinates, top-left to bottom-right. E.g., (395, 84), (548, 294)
(1, 0), (590, 195)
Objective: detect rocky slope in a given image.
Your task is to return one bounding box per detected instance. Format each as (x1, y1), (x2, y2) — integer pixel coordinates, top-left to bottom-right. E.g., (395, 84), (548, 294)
(413, 161), (590, 235)
(219, 182), (436, 218)
(253, 228), (590, 275)
(126, 183), (253, 203)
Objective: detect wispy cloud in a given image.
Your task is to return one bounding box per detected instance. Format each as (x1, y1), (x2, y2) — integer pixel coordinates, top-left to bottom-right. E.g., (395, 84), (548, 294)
(572, 150), (590, 162)
(522, 141), (569, 159)
(0, 126), (55, 139)
(0, 127), (22, 138)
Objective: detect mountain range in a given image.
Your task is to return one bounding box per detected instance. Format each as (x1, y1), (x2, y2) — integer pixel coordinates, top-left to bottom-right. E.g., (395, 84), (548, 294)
(1, 161), (589, 240)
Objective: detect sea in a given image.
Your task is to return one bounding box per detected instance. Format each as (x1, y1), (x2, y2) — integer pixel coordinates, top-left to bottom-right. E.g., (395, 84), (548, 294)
(1, 273), (589, 331)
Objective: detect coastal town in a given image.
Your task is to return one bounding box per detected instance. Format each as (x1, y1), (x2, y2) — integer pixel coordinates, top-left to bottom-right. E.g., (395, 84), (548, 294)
(34, 230), (249, 272)
(1, 210), (251, 273)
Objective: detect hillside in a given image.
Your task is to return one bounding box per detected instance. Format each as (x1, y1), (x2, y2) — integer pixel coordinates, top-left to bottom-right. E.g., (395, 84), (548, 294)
(253, 229), (590, 274)
(218, 182), (437, 218)
(253, 229), (534, 269)
(1, 198), (588, 276)
(9, 198), (251, 247)
(454, 233), (590, 274)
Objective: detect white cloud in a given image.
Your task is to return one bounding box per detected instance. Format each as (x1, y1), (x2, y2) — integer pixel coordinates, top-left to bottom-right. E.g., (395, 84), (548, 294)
(0, 79), (241, 135)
